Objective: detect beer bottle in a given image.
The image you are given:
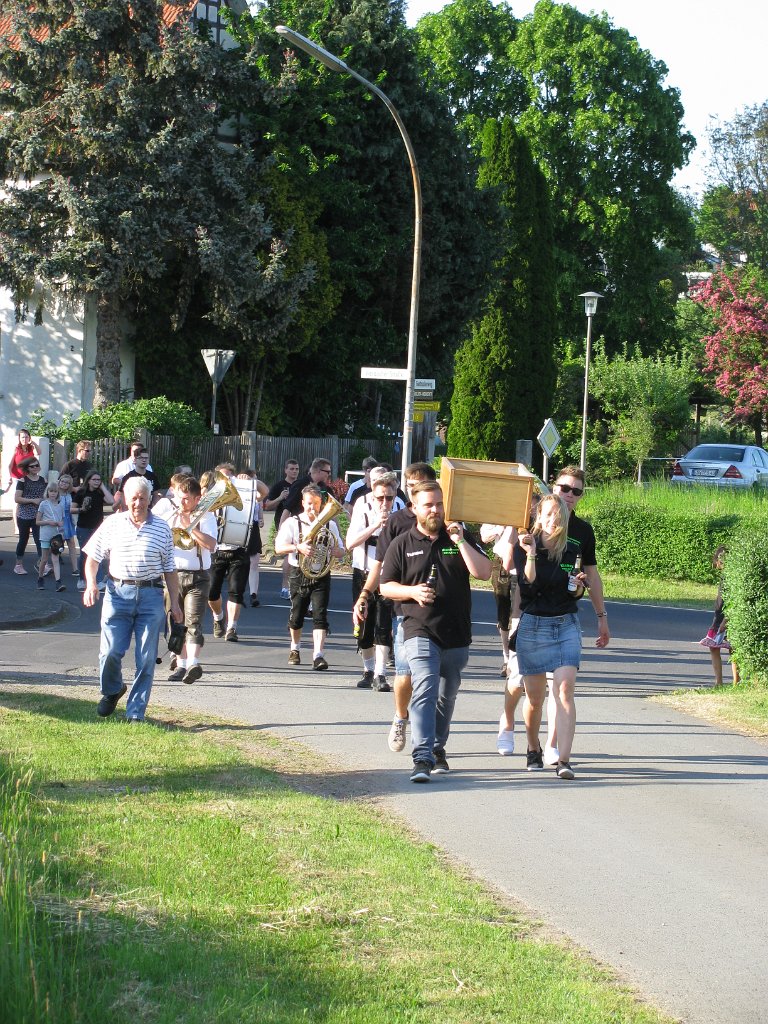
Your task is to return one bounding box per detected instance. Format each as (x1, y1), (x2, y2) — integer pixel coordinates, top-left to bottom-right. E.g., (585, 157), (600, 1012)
(426, 564), (438, 591)
(567, 554), (583, 593)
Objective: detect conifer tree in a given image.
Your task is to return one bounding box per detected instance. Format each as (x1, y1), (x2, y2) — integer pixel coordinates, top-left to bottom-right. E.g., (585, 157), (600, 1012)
(448, 118), (557, 463)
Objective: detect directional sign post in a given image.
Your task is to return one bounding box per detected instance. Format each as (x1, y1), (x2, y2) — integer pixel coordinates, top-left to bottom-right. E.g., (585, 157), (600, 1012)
(537, 418), (561, 484)
(360, 366), (410, 381)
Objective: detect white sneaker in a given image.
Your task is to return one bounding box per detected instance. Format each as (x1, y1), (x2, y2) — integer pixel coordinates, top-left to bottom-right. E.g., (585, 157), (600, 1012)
(13, 563), (27, 575)
(497, 713), (515, 756)
(544, 743), (559, 766)
(388, 716), (408, 753)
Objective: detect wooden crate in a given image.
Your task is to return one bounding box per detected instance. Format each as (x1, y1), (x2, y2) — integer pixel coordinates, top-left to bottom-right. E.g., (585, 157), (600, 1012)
(440, 457), (534, 528)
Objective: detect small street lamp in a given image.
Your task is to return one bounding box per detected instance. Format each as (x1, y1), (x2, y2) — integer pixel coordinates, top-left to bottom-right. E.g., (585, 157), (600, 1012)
(275, 25), (422, 480)
(578, 291), (602, 471)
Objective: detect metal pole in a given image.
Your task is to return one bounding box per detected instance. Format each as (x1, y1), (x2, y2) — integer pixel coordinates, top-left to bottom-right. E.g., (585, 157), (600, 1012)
(579, 313), (593, 471)
(211, 351), (219, 432)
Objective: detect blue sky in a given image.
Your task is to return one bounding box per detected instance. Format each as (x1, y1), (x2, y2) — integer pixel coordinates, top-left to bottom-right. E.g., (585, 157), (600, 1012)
(405, 0), (768, 196)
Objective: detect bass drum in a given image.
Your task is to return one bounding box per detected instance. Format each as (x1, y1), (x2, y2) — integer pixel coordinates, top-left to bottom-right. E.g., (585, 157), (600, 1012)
(217, 479), (258, 548)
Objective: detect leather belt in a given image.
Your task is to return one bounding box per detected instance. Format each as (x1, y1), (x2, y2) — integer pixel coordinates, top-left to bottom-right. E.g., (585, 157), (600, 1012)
(110, 576), (163, 588)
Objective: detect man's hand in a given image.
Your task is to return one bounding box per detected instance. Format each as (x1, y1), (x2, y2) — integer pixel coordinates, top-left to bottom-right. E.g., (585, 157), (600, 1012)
(595, 617), (610, 648)
(445, 520), (464, 545)
(83, 582), (99, 608)
(170, 599), (183, 624)
(411, 583), (435, 607)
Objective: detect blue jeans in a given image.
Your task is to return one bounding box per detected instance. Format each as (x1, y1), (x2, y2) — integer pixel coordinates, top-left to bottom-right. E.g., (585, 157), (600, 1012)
(99, 580), (166, 720)
(403, 637), (469, 766)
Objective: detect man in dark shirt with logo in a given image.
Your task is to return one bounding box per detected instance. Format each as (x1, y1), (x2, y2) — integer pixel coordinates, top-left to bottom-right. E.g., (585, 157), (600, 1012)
(380, 481), (491, 783)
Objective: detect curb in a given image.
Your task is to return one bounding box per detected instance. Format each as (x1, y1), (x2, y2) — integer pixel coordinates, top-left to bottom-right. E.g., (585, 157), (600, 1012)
(0, 600), (74, 631)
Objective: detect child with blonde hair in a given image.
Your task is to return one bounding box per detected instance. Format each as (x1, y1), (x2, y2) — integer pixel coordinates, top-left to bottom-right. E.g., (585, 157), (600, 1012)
(56, 473), (80, 577)
(35, 482), (66, 592)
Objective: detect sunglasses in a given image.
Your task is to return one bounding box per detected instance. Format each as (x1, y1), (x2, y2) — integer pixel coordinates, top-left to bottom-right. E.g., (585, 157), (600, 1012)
(555, 483), (584, 496)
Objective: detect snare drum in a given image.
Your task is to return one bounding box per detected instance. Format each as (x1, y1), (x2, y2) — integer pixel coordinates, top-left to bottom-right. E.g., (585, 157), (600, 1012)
(217, 480), (258, 548)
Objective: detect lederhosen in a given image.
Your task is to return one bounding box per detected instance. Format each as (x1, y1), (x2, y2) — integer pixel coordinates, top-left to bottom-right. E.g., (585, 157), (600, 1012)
(288, 515), (331, 631)
(352, 510), (393, 651)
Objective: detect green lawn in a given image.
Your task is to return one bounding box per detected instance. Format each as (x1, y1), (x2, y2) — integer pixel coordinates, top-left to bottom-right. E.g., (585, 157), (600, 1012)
(0, 690), (673, 1024)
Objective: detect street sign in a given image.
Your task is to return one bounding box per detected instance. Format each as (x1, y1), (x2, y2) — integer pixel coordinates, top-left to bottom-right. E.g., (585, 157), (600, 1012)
(537, 418), (561, 458)
(415, 378), (436, 390)
(414, 389), (434, 400)
(201, 349), (236, 385)
(414, 401), (440, 412)
(412, 411), (425, 423)
(360, 367), (409, 381)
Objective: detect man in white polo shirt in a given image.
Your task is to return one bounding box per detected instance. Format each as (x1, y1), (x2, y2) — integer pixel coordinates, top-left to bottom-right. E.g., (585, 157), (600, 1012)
(83, 476), (182, 721)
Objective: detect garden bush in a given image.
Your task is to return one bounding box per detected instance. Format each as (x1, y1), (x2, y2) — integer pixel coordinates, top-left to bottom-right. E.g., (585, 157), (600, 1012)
(723, 527), (768, 686)
(27, 397), (207, 444)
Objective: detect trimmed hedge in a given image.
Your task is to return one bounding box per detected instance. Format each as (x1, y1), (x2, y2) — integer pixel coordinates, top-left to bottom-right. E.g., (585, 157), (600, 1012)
(723, 527), (768, 685)
(584, 501), (739, 584)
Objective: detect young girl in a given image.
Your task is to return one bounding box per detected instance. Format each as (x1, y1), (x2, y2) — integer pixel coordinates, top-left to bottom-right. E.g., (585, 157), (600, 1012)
(36, 482), (66, 592)
(56, 473), (80, 576)
(73, 469), (114, 589)
(699, 545), (740, 687)
(14, 455), (46, 574)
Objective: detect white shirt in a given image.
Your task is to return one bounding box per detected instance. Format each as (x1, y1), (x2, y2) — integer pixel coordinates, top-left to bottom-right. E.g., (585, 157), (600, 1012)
(84, 511), (175, 580)
(155, 504), (218, 571)
(276, 514), (344, 568)
(480, 524), (518, 571)
(113, 456), (154, 481)
(347, 495), (405, 571)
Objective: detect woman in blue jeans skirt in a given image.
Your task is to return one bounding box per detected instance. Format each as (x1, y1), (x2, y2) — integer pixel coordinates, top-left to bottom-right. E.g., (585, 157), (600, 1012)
(513, 494), (587, 780)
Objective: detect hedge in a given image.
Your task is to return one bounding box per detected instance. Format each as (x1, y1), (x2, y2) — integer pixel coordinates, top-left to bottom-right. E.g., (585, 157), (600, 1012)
(723, 527), (768, 686)
(583, 500), (740, 584)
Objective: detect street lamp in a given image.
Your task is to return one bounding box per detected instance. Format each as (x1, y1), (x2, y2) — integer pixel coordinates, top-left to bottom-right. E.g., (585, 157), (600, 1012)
(578, 291), (602, 471)
(275, 25), (422, 480)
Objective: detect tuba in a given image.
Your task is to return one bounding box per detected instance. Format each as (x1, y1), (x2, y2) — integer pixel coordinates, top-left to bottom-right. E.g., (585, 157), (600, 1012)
(299, 493), (343, 580)
(171, 472), (243, 550)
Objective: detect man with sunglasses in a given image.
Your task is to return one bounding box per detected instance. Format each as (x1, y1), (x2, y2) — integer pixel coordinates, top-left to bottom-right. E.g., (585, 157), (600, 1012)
(281, 458), (334, 519)
(346, 470), (405, 690)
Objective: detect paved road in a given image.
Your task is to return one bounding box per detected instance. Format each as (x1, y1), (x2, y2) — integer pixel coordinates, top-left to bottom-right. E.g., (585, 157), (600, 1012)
(1, 545), (766, 1024)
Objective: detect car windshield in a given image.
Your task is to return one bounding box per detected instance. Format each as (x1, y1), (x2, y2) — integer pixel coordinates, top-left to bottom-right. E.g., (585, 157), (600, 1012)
(686, 446), (746, 463)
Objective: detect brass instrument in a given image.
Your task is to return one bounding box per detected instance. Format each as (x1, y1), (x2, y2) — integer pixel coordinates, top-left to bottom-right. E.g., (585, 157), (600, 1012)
(171, 472), (243, 550)
(299, 493), (343, 580)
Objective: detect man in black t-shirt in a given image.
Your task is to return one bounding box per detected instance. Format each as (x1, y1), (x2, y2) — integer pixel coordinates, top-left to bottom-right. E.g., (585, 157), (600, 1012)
(380, 481), (491, 784)
(115, 448), (159, 510)
(264, 459), (300, 599)
(282, 458), (332, 518)
(61, 440), (93, 494)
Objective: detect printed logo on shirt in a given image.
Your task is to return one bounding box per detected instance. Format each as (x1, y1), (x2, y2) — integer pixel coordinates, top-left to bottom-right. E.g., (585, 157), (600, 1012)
(406, 550), (426, 557)
(441, 546), (460, 556)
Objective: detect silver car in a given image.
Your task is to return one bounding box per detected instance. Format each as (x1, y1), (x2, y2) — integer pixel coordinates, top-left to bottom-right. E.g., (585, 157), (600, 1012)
(671, 443), (768, 488)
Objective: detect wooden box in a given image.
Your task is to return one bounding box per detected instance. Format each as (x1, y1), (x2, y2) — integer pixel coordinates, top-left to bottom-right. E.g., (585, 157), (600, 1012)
(440, 457), (534, 528)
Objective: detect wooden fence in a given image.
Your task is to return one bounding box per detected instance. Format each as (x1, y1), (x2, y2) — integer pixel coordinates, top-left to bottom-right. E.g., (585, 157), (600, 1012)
(55, 433), (399, 486)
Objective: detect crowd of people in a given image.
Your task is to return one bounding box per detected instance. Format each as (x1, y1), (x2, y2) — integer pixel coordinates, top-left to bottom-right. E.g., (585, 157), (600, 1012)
(5, 435), (666, 782)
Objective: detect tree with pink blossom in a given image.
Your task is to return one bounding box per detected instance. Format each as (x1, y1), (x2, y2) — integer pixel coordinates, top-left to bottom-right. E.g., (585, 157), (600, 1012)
(691, 268), (768, 444)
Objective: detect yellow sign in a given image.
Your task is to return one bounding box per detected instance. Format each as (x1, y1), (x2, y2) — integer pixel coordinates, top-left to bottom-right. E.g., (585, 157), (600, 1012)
(412, 412), (424, 423)
(414, 401), (441, 412)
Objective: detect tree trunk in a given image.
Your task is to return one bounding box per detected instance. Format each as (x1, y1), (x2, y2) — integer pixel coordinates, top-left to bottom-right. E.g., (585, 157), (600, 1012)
(94, 291), (123, 407)
(250, 358), (267, 431)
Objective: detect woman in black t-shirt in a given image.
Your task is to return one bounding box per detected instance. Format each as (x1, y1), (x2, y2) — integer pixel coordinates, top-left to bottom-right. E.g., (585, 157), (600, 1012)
(73, 469), (114, 586)
(513, 494), (587, 781)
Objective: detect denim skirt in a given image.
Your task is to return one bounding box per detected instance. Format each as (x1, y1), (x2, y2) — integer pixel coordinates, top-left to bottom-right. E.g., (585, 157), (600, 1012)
(516, 612), (581, 676)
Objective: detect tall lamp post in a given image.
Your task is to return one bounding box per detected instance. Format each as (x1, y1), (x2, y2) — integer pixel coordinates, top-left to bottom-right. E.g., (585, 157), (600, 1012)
(275, 25), (422, 480)
(578, 291), (602, 471)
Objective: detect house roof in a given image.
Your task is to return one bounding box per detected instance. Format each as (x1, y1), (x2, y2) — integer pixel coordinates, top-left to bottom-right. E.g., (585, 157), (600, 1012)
(0, 3), (199, 49)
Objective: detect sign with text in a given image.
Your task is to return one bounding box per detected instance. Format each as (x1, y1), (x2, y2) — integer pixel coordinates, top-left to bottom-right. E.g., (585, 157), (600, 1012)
(360, 367), (409, 381)
(414, 378), (436, 390)
(412, 411), (425, 423)
(414, 401), (441, 412)
(414, 389), (434, 400)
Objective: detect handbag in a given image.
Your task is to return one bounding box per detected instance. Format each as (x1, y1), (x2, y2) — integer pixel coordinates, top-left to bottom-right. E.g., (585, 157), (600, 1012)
(49, 534), (65, 555)
(167, 614), (186, 655)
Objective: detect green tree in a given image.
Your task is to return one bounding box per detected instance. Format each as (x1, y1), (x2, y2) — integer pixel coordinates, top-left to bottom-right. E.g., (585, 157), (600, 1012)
(232, 0), (489, 436)
(0, 0), (300, 408)
(700, 102), (768, 270)
(448, 119), (557, 464)
(590, 346), (696, 478)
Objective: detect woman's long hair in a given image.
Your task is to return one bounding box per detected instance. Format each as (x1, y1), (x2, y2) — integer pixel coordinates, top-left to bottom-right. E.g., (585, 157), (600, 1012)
(532, 494), (570, 563)
(82, 468), (102, 491)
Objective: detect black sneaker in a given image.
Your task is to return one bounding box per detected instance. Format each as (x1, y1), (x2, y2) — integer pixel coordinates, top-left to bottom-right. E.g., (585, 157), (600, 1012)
(373, 674), (392, 692)
(250, 596), (260, 607)
(526, 746), (544, 771)
(168, 667), (186, 682)
(410, 761), (432, 783)
(356, 670), (374, 689)
(556, 761), (575, 780)
(96, 684), (127, 718)
(225, 628), (238, 643)
(313, 655), (329, 671)
(56, 582), (66, 592)
(36, 578), (44, 590)
(213, 619), (226, 638)
(288, 650), (301, 666)
(432, 750), (450, 774)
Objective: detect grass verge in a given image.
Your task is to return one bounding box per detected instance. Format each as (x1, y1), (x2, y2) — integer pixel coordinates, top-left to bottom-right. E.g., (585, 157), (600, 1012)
(0, 689), (673, 1024)
(653, 683), (768, 737)
(598, 572), (716, 610)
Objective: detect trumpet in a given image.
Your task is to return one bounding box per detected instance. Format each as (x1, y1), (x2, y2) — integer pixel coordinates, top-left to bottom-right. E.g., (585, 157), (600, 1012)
(299, 494), (343, 580)
(171, 472), (242, 550)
